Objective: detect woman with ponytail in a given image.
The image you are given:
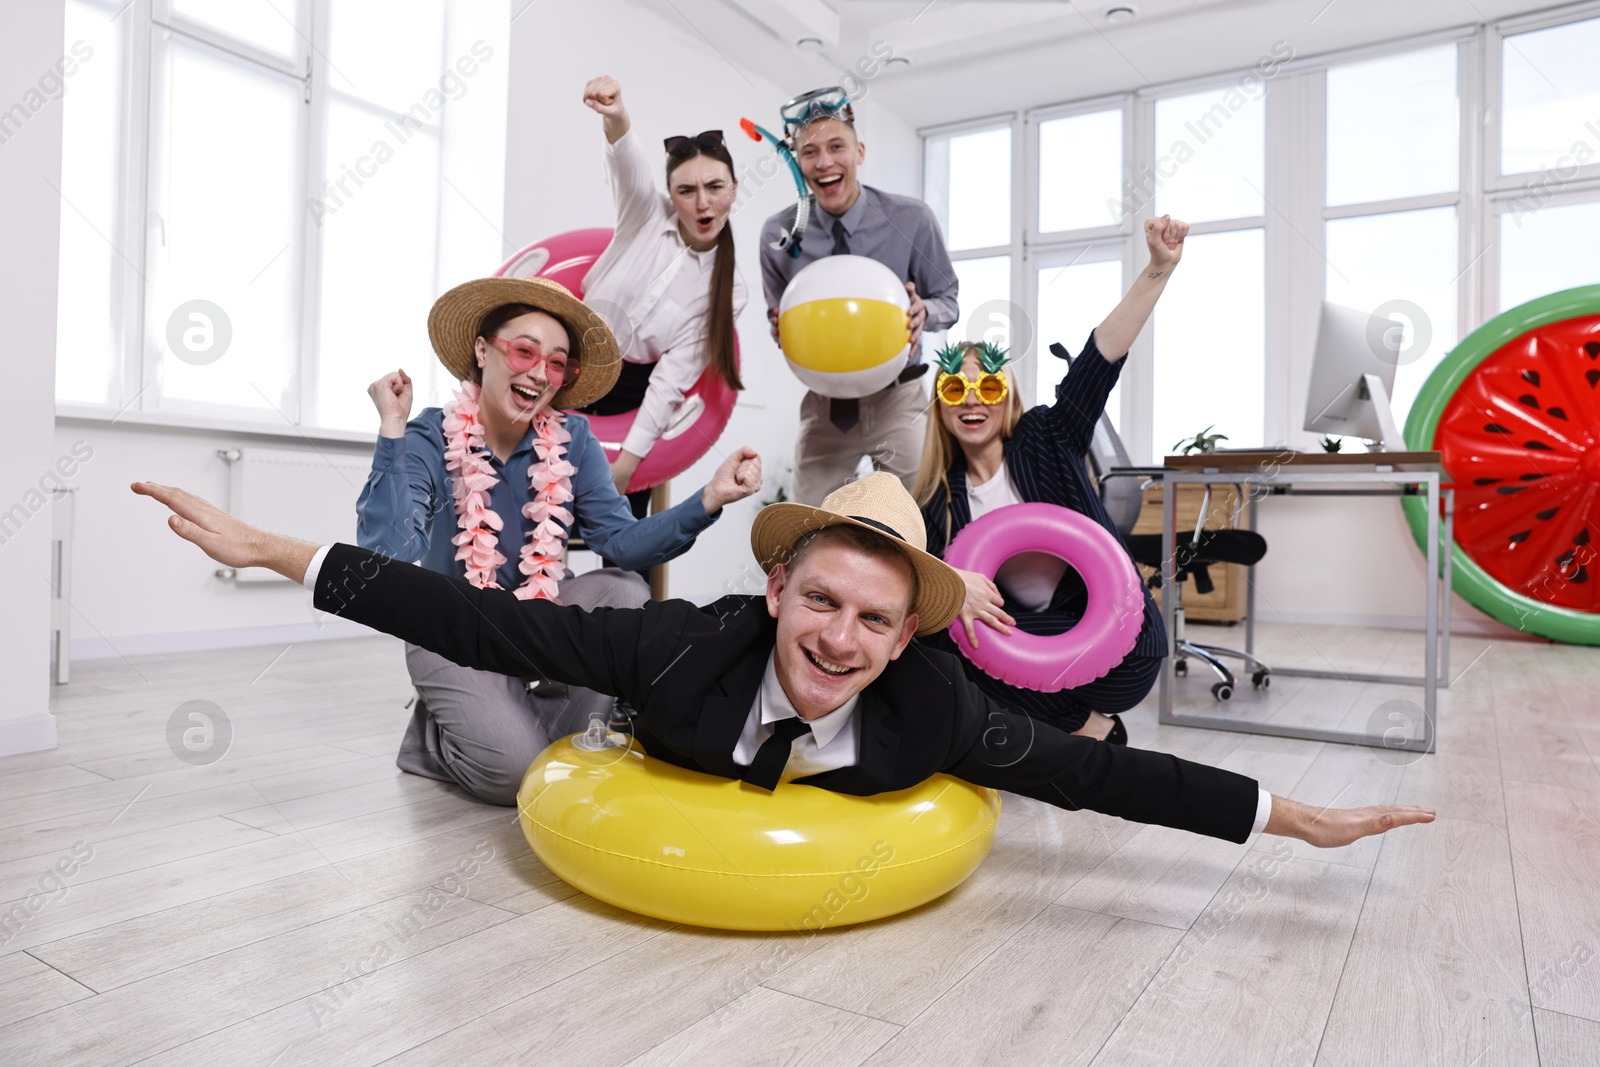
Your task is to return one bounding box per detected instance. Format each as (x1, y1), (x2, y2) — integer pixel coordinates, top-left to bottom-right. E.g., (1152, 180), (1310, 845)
(580, 74), (746, 506)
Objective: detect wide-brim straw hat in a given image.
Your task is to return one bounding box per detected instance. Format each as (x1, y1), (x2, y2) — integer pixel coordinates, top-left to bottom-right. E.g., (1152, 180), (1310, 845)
(427, 277), (622, 411)
(750, 472), (966, 636)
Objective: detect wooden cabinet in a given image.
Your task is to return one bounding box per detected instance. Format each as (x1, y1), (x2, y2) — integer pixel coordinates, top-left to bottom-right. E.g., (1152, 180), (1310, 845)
(1131, 482), (1246, 624)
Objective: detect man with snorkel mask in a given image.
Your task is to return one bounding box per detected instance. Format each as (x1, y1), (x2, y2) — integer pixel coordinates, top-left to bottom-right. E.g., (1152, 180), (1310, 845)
(752, 87), (960, 506)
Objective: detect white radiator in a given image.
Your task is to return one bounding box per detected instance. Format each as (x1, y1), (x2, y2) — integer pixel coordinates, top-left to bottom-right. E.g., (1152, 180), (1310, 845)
(219, 447), (373, 583)
(51, 487), (75, 683)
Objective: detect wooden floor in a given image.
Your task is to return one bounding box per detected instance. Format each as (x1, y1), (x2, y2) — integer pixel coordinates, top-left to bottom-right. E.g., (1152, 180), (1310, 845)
(3, 623), (1599, 1065)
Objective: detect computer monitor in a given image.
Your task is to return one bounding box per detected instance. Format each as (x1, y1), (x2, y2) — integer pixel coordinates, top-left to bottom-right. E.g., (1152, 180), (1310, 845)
(1303, 300), (1405, 450)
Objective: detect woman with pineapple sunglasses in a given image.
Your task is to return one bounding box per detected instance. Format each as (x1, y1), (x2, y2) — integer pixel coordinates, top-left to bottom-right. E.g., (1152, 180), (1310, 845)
(911, 215), (1189, 742)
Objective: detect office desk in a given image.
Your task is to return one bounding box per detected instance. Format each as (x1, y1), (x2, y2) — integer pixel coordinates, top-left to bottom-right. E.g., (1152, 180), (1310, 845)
(1155, 451), (1454, 754)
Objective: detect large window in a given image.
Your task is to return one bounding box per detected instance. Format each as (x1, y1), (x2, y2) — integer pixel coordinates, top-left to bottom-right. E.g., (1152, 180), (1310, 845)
(1325, 208), (1458, 421)
(1035, 251), (1122, 417)
(925, 122), (1023, 384)
(924, 124), (1011, 252)
(925, 11), (1600, 462)
(1153, 229), (1264, 454)
(949, 256), (1014, 352)
(1153, 84), (1265, 223)
(1324, 44), (1460, 427)
(1031, 104), (1129, 428)
(1149, 80), (1268, 454)
(1499, 14), (1600, 177)
(313, 0), (449, 432)
(1038, 108), (1122, 233)
(147, 31), (304, 418)
(55, 0), (508, 436)
(1499, 200), (1600, 312)
(54, 0), (126, 408)
(1326, 45), (1458, 206)
(1493, 12), (1600, 307)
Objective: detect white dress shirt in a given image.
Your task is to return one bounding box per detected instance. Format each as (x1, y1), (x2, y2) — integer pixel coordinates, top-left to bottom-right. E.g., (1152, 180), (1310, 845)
(731, 652), (861, 781)
(299, 548), (1269, 829)
(581, 129), (748, 459)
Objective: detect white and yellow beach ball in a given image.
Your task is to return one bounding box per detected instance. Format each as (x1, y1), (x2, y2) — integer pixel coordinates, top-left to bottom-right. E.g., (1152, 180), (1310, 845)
(778, 255), (910, 398)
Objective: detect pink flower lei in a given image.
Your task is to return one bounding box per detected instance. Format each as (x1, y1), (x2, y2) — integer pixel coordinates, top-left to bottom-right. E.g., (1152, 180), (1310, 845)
(441, 380), (575, 600)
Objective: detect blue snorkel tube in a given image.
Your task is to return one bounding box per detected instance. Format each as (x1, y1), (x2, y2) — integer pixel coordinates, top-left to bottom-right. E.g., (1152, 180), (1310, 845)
(740, 117), (811, 258)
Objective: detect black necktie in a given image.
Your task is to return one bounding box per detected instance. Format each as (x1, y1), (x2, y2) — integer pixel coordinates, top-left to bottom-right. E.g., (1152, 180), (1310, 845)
(745, 716), (811, 791)
(827, 221), (861, 432)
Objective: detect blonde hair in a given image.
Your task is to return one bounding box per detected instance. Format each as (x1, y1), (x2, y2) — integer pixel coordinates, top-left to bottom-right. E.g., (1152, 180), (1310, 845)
(911, 342), (1024, 550)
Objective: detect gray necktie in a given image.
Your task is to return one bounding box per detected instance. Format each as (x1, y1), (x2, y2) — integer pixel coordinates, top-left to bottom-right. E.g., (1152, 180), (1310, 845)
(828, 222), (860, 433)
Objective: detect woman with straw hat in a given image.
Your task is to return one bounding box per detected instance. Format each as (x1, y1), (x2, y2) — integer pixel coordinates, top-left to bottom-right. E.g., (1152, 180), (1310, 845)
(358, 276), (762, 804)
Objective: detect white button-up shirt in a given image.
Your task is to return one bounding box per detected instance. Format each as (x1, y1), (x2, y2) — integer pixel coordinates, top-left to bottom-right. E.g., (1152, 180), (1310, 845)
(581, 129), (748, 459)
(731, 652), (861, 781)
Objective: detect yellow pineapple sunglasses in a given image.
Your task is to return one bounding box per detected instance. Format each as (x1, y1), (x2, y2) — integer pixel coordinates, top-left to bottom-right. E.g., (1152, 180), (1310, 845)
(933, 341), (1011, 406)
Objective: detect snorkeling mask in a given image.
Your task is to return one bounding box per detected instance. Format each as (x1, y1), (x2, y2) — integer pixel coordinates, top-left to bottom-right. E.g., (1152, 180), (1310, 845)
(740, 86), (857, 258)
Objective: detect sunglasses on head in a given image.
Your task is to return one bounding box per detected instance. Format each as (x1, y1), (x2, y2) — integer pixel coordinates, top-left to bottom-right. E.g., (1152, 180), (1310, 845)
(936, 370), (1009, 406)
(664, 130), (726, 156)
(486, 335), (572, 379)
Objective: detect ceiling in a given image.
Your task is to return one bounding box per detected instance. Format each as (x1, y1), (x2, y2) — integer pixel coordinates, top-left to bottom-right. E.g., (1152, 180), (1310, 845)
(653, 0), (1560, 129)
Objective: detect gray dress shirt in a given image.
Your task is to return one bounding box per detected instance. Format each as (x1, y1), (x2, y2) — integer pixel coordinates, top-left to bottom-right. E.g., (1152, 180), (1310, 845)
(759, 184), (960, 362)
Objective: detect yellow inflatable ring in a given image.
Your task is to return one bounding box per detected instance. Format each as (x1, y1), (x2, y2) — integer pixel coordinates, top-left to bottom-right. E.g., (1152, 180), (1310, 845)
(516, 737), (1000, 932)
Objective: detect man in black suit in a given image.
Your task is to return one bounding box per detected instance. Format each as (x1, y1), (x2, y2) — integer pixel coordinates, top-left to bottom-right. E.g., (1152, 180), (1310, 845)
(133, 473), (1433, 849)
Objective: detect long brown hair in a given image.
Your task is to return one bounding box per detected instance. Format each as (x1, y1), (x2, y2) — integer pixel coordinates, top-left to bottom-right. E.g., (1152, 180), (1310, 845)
(911, 342), (1024, 549)
(667, 143), (742, 391)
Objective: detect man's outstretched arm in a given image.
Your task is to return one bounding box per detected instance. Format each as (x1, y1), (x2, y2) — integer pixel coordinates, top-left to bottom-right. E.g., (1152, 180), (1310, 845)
(132, 481), (666, 704)
(136, 481), (321, 582)
(1261, 794), (1433, 848)
(943, 673), (1434, 848)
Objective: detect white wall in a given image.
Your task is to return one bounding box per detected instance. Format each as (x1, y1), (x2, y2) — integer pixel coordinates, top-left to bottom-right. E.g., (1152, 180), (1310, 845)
(1254, 494), (1497, 637)
(502, 0), (923, 604)
(2, 0), (68, 753)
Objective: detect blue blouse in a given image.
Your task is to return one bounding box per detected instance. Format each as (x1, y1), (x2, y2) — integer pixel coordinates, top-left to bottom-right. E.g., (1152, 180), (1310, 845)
(356, 407), (718, 587)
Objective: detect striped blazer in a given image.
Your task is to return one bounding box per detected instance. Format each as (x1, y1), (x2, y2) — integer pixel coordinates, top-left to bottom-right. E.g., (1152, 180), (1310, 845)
(920, 332), (1167, 659)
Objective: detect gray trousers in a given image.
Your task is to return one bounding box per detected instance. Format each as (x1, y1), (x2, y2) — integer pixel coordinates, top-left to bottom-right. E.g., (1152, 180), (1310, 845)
(397, 567), (650, 805)
(792, 376), (929, 505)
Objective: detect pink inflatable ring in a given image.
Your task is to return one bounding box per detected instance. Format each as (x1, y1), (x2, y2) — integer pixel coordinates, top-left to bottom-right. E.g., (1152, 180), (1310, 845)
(944, 503), (1144, 692)
(496, 229), (739, 494)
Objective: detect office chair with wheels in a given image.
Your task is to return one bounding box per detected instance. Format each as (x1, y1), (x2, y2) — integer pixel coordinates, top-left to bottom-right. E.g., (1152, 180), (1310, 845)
(1121, 525), (1269, 700)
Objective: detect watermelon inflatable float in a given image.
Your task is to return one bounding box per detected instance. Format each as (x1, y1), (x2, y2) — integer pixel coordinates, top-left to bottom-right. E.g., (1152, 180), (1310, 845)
(1402, 285), (1600, 644)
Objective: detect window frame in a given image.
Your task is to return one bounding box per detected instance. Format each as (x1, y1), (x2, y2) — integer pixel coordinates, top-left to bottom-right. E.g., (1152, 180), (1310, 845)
(1485, 2), (1600, 192)
(1138, 69), (1272, 460)
(1031, 239), (1129, 412)
(921, 111), (1027, 399)
(141, 18), (311, 425)
(1028, 93), (1132, 245)
(924, 5), (1600, 464)
(1314, 36), (1471, 446)
(54, 0), (464, 445)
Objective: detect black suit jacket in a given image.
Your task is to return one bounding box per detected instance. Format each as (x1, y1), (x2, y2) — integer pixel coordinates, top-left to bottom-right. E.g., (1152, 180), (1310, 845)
(316, 543), (1257, 842)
